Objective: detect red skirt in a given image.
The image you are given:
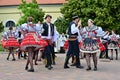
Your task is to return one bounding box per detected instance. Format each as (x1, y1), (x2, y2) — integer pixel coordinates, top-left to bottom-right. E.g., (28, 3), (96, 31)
(63, 40), (82, 50)
(118, 44), (120, 48)
(20, 33), (40, 51)
(63, 40), (68, 50)
(97, 39), (106, 52)
(38, 39), (48, 48)
(3, 37), (19, 49)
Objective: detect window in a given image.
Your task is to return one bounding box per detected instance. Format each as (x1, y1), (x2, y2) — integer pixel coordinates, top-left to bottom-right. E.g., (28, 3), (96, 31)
(5, 21), (15, 27)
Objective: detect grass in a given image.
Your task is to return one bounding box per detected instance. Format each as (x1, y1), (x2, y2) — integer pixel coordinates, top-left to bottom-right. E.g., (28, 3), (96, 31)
(0, 44), (5, 51)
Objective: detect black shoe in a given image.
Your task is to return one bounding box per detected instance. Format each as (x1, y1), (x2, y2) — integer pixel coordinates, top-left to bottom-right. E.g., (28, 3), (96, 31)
(12, 59), (16, 61)
(35, 63), (38, 65)
(86, 67), (91, 71)
(45, 65), (48, 68)
(38, 59), (41, 61)
(7, 58), (9, 60)
(93, 67), (97, 71)
(25, 66), (28, 70)
(76, 65), (84, 69)
(106, 57), (110, 59)
(28, 69), (34, 72)
(21, 56), (23, 57)
(110, 58), (113, 60)
(52, 62), (56, 65)
(64, 65), (70, 69)
(70, 63), (76, 66)
(48, 66), (53, 70)
(24, 57), (27, 59)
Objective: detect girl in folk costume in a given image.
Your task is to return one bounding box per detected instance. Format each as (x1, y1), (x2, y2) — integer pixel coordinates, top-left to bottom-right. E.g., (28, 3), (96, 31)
(1, 26), (19, 61)
(80, 19), (106, 71)
(34, 21), (45, 65)
(15, 26), (25, 59)
(20, 17), (47, 72)
(108, 30), (120, 60)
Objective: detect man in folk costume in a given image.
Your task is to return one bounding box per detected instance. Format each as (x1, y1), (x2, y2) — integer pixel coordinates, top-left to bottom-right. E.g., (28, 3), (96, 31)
(41, 14), (59, 70)
(64, 15), (84, 69)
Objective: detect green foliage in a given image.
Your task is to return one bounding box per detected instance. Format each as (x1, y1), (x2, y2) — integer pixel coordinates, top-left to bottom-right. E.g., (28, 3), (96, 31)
(0, 22), (4, 33)
(54, 17), (68, 34)
(18, 0), (45, 24)
(59, 0), (120, 34)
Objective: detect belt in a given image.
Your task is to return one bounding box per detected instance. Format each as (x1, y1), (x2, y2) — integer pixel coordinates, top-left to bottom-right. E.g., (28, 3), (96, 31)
(69, 35), (77, 38)
(68, 38), (77, 41)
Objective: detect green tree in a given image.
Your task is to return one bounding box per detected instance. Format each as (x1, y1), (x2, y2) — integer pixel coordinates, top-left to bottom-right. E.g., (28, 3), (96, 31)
(18, 0), (45, 24)
(0, 22), (4, 33)
(54, 17), (68, 34)
(59, 0), (120, 34)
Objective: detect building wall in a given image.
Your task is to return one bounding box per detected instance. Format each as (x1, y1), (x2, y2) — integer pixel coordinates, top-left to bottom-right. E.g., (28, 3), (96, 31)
(0, 4), (63, 27)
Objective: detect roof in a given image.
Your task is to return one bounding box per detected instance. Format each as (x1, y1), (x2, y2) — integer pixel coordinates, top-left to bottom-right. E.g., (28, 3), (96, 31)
(0, 0), (66, 6)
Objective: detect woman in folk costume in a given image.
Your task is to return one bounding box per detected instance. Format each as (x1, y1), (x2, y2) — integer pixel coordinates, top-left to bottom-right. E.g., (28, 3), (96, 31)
(80, 19), (107, 71)
(1, 26), (19, 61)
(20, 17), (47, 72)
(108, 30), (120, 60)
(15, 26), (25, 59)
(33, 21), (46, 65)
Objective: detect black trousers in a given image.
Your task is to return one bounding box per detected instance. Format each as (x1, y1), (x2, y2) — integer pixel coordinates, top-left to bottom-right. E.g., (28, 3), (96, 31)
(44, 44), (53, 66)
(65, 40), (81, 66)
(60, 47), (65, 53)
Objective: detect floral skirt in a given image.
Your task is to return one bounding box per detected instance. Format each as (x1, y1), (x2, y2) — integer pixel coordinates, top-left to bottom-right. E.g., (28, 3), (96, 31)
(80, 38), (100, 53)
(108, 41), (119, 50)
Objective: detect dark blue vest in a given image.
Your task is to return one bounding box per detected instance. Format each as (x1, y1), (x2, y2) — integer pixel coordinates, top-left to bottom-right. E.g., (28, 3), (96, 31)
(41, 22), (54, 36)
(68, 22), (78, 36)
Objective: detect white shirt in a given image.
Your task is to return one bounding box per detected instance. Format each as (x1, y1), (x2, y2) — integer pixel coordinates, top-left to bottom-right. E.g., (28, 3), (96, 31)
(59, 35), (66, 47)
(41, 23), (59, 42)
(71, 24), (82, 42)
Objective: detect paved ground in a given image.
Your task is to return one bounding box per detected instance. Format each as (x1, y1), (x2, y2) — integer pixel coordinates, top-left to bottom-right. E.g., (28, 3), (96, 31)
(0, 51), (120, 80)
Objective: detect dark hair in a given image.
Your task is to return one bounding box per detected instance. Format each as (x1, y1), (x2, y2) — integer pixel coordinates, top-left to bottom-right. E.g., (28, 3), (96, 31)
(18, 31), (21, 37)
(45, 14), (52, 19)
(27, 17), (33, 22)
(9, 26), (13, 30)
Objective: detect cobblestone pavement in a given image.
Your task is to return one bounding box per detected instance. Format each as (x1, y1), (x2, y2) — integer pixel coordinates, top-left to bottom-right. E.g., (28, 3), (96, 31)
(0, 51), (120, 80)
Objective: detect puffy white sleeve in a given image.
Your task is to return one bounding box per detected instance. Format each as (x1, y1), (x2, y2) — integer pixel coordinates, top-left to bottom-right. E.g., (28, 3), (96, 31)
(52, 26), (59, 42)
(21, 23), (27, 31)
(71, 24), (79, 34)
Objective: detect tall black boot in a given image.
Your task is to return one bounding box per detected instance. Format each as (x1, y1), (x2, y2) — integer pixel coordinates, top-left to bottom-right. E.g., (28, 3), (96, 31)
(64, 56), (70, 69)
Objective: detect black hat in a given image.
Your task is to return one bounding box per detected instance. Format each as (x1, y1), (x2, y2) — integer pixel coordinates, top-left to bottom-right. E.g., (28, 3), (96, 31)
(72, 15), (79, 20)
(45, 14), (52, 19)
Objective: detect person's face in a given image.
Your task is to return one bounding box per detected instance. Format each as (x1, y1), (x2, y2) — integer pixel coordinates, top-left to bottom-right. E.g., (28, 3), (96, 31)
(112, 30), (115, 34)
(73, 18), (79, 24)
(38, 21), (41, 24)
(46, 17), (51, 23)
(62, 33), (64, 36)
(88, 21), (93, 27)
